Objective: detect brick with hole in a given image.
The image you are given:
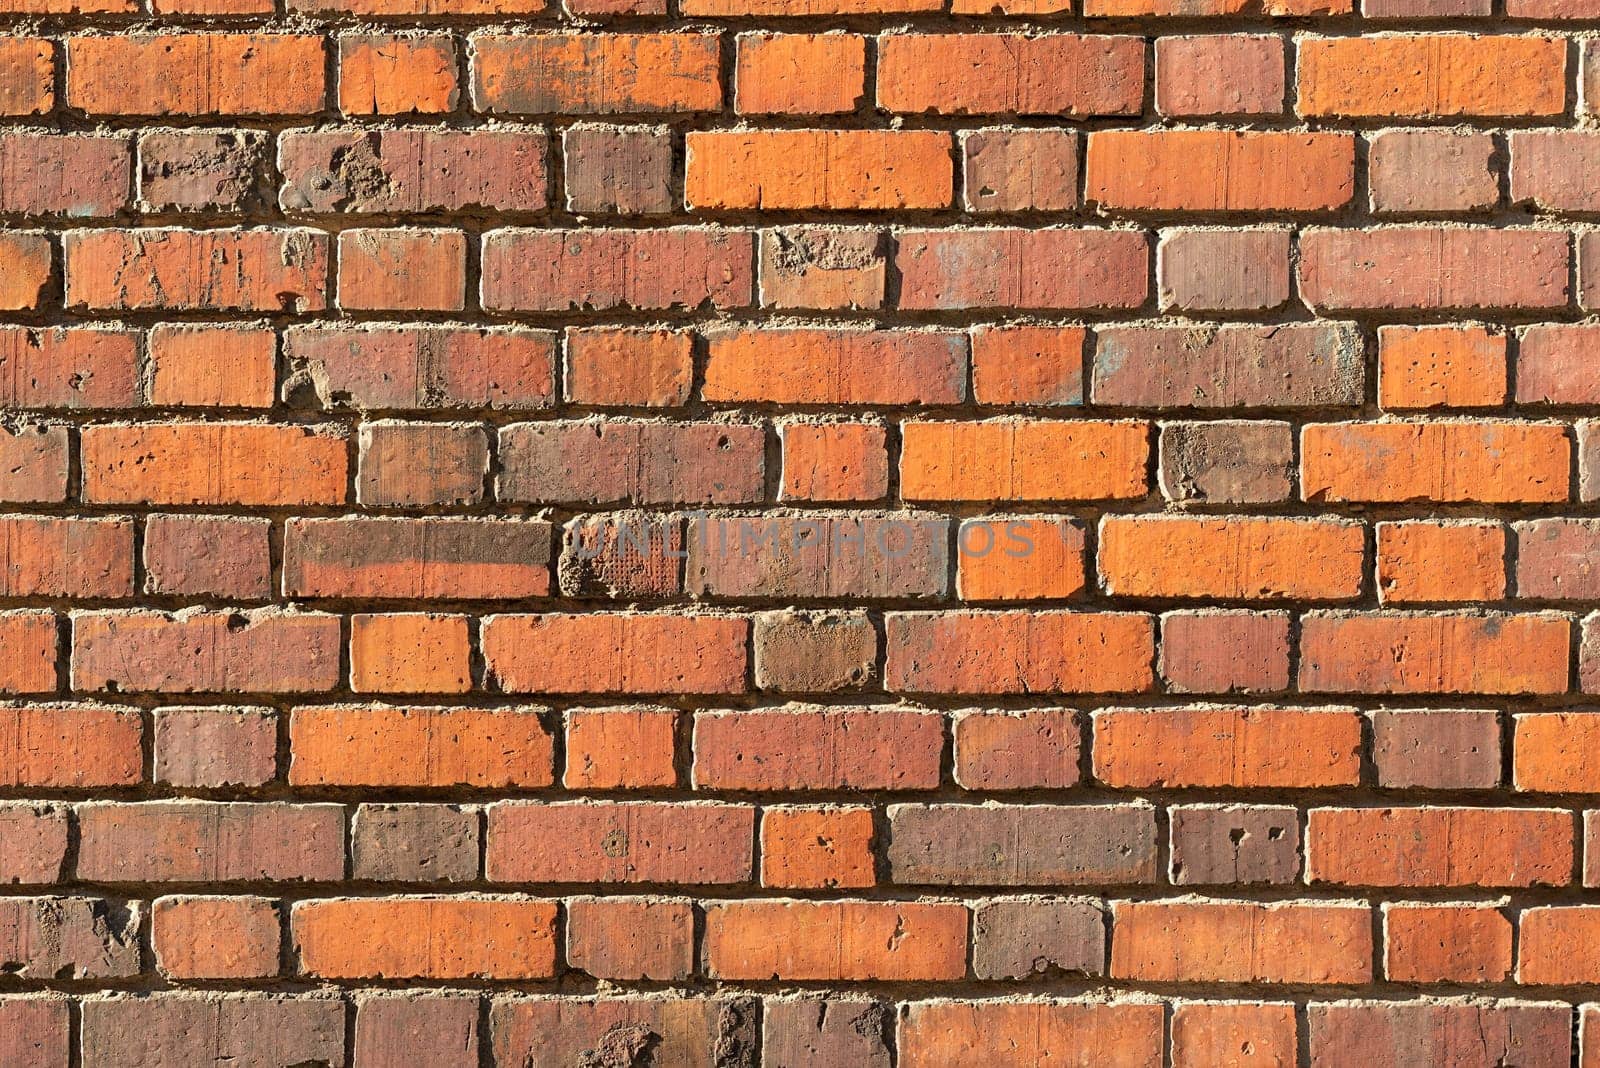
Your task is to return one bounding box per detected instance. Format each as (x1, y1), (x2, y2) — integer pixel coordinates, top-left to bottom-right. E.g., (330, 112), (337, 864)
(565, 897), (693, 980)
(1306, 806), (1573, 887)
(972, 898), (1104, 980)
(356, 422), (488, 508)
(564, 327), (692, 407)
(153, 896), (280, 980)
(279, 129), (548, 214)
(154, 707), (277, 788)
(562, 125), (672, 216)
(961, 129), (1080, 213)
(72, 609), (343, 695)
(887, 803), (1158, 886)
(284, 325), (555, 411)
(564, 707), (679, 789)
(759, 227), (886, 310)
(1169, 804), (1301, 885)
(290, 706), (553, 788)
(351, 804), (480, 883)
(761, 806), (876, 889)
(1172, 1003), (1298, 1068)
(753, 610), (877, 692)
(486, 800), (754, 884)
(294, 897), (557, 979)
(0, 326), (138, 410)
(139, 131), (268, 214)
(1377, 520), (1504, 603)
(339, 34), (457, 116)
(694, 707), (942, 791)
(284, 517), (551, 600)
(1377, 324), (1506, 409)
(954, 709), (1079, 790)
(482, 228), (753, 312)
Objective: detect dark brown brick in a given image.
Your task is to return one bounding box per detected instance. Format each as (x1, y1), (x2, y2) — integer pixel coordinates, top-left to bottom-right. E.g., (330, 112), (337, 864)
(284, 517), (552, 599)
(1308, 1001), (1570, 1067)
(887, 803), (1158, 886)
(0, 897), (139, 979)
(1160, 610), (1291, 694)
(355, 994), (479, 1068)
(1371, 709), (1501, 789)
(1169, 804), (1301, 885)
(279, 128), (548, 213)
(81, 994), (346, 1068)
(686, 516), (948, 599)
(351, 804), (479, 883)
(563, 124), (673, 215)
(972, 897), (1105, 979)
(1094, 324), (1364, 409)
(499, 421), (764, 506)
(492, 996), (759, 1068)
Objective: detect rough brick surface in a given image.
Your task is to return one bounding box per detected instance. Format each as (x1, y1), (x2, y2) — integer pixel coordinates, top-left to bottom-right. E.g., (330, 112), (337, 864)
(8, 0), (1599, 1058)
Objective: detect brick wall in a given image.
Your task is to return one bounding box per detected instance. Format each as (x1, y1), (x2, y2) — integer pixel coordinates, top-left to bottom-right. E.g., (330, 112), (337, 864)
(2, 0), (1599, 1063)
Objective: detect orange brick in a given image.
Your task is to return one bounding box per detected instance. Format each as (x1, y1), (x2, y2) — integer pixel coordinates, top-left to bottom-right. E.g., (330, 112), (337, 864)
(154, 0), (272, 13)
(294, 897), (557, 979)
(563, 707), (679, 789)
(1298, 35), (1566, 118)
(564, 328), (692, 408)
(1087, 130), (1354, 211)
(0, 38), (52, 115)
(900, 1002), (1164, 1067)
(879, 34), (1142, 116)
(0, 705), (141, 787)
(1302, 421), (1570, 503)
(901, 420), (1148, 502)
(1112, 900), (1372, 984)
(290, 705), (553, 788)
(1094, 707), (1363, 789)
(338, 229), (466, 312)
(1307, 806), (1572, 887)
(81, 423), (346, 506)
(0, 233), (50, 310)
(67, 35), (325, 117)
(703, 900), (966, 980)
(1099, 515), (1364, 601)
(686, 130), (952, 211)
(735, 33), (864, 115)
(780, 423), (889, 502)
(0, 516), (133, 599)
(1520, 907), (1600, 984)
(64, 228), (329, 313)
(1383, 903), (1511, 983)
(483, 614), (748, 695)
(1378, 325), (1507, 409)
(1377, 521), (1505, 604)
(350, 614), (472, 695)
(340, 35), (457, 116)
(760, 806), (875, 889)
(956, 517), (1085, 601)
(0, 610), (56, 694)
(1514, 712), (1600, 792)
(147, 325), (276, 409)
(1172, 1003), (1297, 1068)
(970, 326), (1085, 406)
(472, 33), (720, 115)
(705, 328), (965, 405)
(152, 896), (280, 980)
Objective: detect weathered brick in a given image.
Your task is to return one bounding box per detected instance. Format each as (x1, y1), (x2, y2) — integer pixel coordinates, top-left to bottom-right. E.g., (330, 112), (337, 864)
(352, 804), (480, 883)
(753, 610), (877, 692)
(954, 709), (1079, 790)
(898, 1001), (1164, 1068)
(354, 994), (479, 1068)
(1156, 35), (1285, 116)
(0, 897), (139, 979)
(0, 804), (67, 885)
(759, 227), (886, 310)
(491, 997), (758, 1068)
(1095, 324), (1362, 409)
(961, 129), (1079, 213)
(152, 896), (280, 980)
(779, 423), (889, 501)
(0, 38), (51, 116)
(562, 125), (673, 215)
(284, 517), (551, 599)
(761, 806), (875, 889)
(0, 426), (67, 503)
(1173, 1003), (1298, 1068)
(487, 800), (754, 883)
(284, 325), (555, 411)
(139, 130), (268, 213)
(1370, 129), (1498, 213)
(337, 227), (465, 311)
(685, 516), (948, 599)
(694, 707), (942, 791)
(279, 129), (547, 214)
(888, 803), (1158, 885)
(1371, 708), (1501, 789)
(339, 35), (457, 116)
(0, 326), (139, 410)
(972, 898), (1104, 979)
(1378, 324), (1507, 409)
(80, 995), (345, 1068)
(1157, 229), (1291, 313)
(65, 228), (329, 313)
(1158, 422), (1295, 505)
(1169, 804), (1301, 885)
(557, 512), (685, 599)
(357, 422), (488, 508)
(764, 999), (892, 1068)
(72, 609), (342, 694)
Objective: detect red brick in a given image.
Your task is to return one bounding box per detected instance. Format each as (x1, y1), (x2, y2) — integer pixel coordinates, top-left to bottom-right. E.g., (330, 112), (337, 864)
(284, 325), (555, 411)
(901, 419), (1147, 502)
(154, 707), (277, 789)
(80, 995), (345, 1068)
(491, 997), (757, 1068)
(761, 806), (875, 889)
(1099, 515), (1364, 600)
(285, 517), (551, 599)
(356, 422), (488, 508)
(897, 229), (1147, 310)
(1299, 227), (1568, 311)
(705, 327), (965, 405)
(704, 900), (966, 981)
(1157, 229), (1291, 313)
(337, 228), (465, 312)
(1302, 421), (1570, 503)
(969, 326), (1084, 406)
(564, 707), (679, 789)
(887, 610), (1154, 694)
(1522, 908), (1600, 984)
(1095, 707), (1362, 789)
(0, 611), (54, 694)
(898, 1001), (1164, 1068)
(1156, 35), (1285, 116)
(1111, 900), (1372, 984)
(72, 609), (342, 694)
(65, 228), (329, 313)
(486, 614), (747, 695)
(0, 133), (129, 216)
(1519, 324), (1600, 405)
(472, 33), (720, 115)
(339, 35), (457, 116)
(499, 421), (764, 505)
(888, 803), (1157, 886)
(291, 706), (553, 788)
(83, 423), (345, 506)
(1299, 611), (1571, 694)
(1308, 1001), (1570, 1066)
(76, 801), (343, 882)
(686, 130), (952, 211)
(1298, 35), (1566, 118)
(1377, 520), (1505, 603)
(780, 423), (889, 502)
(0, 706), (139, 788)
(294, 0), (543, 11)
(565, 896), (693, 980)
(0, 516), (132, 599)
(0, 38), (51, 116)
(354, 995), (480, 1068)
(961, 129), (1079, 213)
(957, 516), (1085, 601)
(1383, 903), (1511, 983)
(153, 896), (280, 980)
(878, 34), (1142, 116)
(0, 233), (49, 311)
(565, 327), (692, 407)
(1160, 610), (1291, 694)
(0, 997), (68, 1068)
(954, 709), (1080, 790)
(483, 228), (752, 312)
(0, 426), (66, 503)
(1370, 130), (1498, 213)
(143, 515), (272, 600)
(1307, 806), (1572, 887)
(280, 129), (547, 214)
(0, 804), (67, 884)
(0, 326), (139, 409)
(0, 897), (139, 979)
(67, 35), (325, 117)
(1172, 1003), (1298, 1068)
(693, 707), (942, 791)
(1371, 709), (1501, 789)
(1515, 134), (1600, 213)
(294, 897), (556, 979)
(1377, 324), (1507, 409)
(147, 325), (276, 408)
(736, 33), (864, 115)
(1088, 131), (1353, 211)
(487, 800), (754, 884)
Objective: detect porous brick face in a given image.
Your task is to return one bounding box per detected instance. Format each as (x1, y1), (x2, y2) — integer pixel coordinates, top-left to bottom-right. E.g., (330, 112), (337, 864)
(8, 2), (1597, 1062)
